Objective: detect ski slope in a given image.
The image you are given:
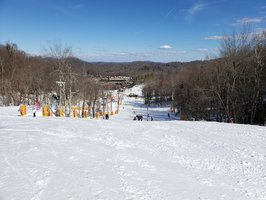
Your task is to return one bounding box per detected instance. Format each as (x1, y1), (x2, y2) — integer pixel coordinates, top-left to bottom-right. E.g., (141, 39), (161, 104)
(0, 85), (266, 200)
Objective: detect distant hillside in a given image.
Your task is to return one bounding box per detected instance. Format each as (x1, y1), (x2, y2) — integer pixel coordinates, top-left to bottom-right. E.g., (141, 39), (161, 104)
(67, 57), (217, 78)
(0, 43), (218, 82)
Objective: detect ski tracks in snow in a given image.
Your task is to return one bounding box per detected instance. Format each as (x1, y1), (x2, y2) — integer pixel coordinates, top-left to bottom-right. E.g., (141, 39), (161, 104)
(1, 89), (266, 200)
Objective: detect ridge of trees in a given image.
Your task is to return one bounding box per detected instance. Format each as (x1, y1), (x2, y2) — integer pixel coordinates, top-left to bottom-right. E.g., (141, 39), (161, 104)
(142, 30), (266, 125)
(0, 42), (214, 107)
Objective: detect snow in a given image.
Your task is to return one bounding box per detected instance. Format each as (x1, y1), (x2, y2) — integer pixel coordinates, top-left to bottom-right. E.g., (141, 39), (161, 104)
(0, 85), (266, 200)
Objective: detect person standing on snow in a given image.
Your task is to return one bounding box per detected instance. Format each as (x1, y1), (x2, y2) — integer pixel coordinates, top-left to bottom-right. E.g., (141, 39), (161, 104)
(33, 107), (36, 117)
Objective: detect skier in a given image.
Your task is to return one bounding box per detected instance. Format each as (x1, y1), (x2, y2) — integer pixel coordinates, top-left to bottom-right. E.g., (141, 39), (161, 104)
(33, 107), (36, 117)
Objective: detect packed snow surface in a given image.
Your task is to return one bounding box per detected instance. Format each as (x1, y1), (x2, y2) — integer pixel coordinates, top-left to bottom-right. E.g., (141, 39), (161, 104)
(0, 85), (266, 200)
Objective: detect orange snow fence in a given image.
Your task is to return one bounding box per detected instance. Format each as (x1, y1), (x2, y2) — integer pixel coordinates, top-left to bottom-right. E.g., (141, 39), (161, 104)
(71, 106), (90, 118)
(42, 105), (52, 117)
(57, 107), (63, 117)
(42, 106), (46, 116)
(96, 112), (100, 119)
(19, 105), (26, 116)
(180, 114), (188, 121)
(49, 110), (53, 116)
(82, 106), (89, 118)
(84, 111), (88, 118)
(72, 107), (78, 118)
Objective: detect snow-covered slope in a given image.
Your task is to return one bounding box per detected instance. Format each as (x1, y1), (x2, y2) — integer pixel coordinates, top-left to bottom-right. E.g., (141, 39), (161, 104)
(0, 86), (266, 200)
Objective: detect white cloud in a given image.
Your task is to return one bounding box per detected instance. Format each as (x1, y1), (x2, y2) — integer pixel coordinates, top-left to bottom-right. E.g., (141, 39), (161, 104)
(203, 35), (227, 40)
(159, 50), (187, 55)
(254, 28), (266, 33)
(181, 1), (227, 23)
(251, 28), (266, 37)
(188, 2), (206, 15)
(258, 6), (266, 9)
(159, 45), (173, 49)
(175, 50), (187, 54)
(165, 8), (175, 18)
(181, 2), (208, 23)
(257, 5), (266, 13)
(196, 48), (209, 52)
(231, 17), (262, 26)
(77, 49), (188, 62)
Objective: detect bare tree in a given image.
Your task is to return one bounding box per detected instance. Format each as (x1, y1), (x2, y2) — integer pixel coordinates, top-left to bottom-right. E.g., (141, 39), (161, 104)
(45, 42), (76, 116)
(249, 31), (266, 123)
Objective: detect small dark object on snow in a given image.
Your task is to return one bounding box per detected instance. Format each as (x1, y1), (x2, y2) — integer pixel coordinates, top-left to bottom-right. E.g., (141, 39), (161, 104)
(129, 93), (138, 98)
(136, 115), (143, 121)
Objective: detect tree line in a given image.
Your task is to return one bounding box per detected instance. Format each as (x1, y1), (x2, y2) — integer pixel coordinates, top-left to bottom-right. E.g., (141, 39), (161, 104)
(1, 29), (265, 124)
(143, 30), (266, 125)
(0, 41), (186, 109)
(0, 42), (107, 117)
(0, 42), (159, 116)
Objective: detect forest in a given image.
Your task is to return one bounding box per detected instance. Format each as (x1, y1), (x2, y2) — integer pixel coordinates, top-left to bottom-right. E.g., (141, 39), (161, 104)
(0, 29), (265, 124)
(143, 30), (266, 124)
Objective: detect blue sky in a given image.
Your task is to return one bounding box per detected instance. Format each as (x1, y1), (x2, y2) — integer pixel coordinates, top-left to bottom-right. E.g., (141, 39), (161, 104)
(0, 0), (266, 62)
